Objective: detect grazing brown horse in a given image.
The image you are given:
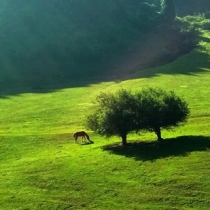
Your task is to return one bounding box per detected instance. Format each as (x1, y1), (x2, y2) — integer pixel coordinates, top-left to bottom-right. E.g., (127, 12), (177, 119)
(73, 131), (91, 143)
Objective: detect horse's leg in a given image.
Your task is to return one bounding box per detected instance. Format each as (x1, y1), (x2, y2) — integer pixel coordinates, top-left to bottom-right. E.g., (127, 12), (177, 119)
(82, 135), (85, 143)
(74, 136), (78, 143)
(85, 134), (91, 142)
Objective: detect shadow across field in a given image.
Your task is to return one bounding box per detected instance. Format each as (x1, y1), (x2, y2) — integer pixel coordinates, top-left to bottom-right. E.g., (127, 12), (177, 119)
(0, 42), (209, 98)
(102, 135), (210, 161)
(129, 46), (210, 79)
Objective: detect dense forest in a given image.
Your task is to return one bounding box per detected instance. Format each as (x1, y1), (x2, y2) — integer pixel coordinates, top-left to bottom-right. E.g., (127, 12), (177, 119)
(0, 0), (210, 90)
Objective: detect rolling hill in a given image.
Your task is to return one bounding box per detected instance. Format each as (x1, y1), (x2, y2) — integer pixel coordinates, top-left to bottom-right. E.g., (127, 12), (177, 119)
(0, 0), (201, 96)
(0, 1), (210, 209)
(0, 29), (210, 209)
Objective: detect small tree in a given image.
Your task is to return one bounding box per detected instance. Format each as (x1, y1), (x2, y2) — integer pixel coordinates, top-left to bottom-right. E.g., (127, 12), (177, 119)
(135, 87), (190, 141)
(86, 89), (139, 145)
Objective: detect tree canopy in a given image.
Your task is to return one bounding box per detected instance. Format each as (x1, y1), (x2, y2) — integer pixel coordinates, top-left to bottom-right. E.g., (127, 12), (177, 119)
(86, 90), (139, 145)
(135, 88), (190, 141)
(86, 88), (189, 145)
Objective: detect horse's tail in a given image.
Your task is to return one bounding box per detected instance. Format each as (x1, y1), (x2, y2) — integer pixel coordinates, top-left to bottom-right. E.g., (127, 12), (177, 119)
(73, 133), (76, 139)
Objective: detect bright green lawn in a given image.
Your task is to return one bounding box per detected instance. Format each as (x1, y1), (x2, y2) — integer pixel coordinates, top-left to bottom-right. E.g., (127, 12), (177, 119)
(0, 31), (210, 209)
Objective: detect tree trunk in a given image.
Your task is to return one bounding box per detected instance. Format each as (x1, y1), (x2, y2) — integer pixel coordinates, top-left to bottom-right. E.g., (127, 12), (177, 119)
(154, 127), (163, 141)
(121, 134), (127, 146)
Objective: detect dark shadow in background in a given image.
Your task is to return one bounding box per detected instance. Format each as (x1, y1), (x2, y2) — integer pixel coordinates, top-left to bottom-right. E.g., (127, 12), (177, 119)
(0, 0), (210, 98)
(102, 136), (210, 161)
(127, 45), (210, 79)
(0, 44), (209, 98)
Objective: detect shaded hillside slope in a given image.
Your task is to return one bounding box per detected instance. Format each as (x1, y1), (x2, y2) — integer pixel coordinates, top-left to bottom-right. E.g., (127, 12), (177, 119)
(107, 25), (197, 79)
(0, 0), (159, 90)
(0, 0), (205, 96)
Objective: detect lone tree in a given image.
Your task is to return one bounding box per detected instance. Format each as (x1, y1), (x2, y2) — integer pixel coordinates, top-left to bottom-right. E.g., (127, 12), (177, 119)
(86, 89), (139, 145)
(135, 87), (190, 141)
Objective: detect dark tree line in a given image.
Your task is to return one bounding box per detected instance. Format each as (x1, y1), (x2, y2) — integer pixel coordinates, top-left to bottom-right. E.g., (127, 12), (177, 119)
(175, 0), (210, 16)
(0, 0), (208, 91)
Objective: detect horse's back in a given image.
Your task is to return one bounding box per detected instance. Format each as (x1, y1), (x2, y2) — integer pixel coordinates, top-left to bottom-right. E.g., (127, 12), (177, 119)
(74, 131), (86, 136)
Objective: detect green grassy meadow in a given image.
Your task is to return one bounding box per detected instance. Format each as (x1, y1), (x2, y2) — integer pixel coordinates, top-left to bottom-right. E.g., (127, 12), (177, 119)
(0, 31), (210, 209)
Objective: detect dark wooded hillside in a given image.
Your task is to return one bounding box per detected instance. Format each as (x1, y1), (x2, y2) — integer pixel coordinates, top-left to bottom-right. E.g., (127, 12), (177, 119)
(0, 0), (209, 93)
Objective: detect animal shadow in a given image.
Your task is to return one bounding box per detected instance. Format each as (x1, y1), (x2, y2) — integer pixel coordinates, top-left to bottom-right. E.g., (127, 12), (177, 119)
(102, 135), (210, 161)
(81, 140), (94, 145)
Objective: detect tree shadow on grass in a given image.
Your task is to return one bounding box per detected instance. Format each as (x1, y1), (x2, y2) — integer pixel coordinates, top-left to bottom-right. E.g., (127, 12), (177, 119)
(102, 136), (210, 161)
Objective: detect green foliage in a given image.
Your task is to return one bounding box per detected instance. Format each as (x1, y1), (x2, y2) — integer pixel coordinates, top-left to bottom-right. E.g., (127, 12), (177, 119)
(87, 87), (189, 143)
(135, 87), (190, 140)
(86, 90), (138, 145)
(179, 14), (210, 31)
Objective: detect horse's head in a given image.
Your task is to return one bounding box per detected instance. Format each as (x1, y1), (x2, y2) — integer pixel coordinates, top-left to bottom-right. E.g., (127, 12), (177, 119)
(88, 140), (94, 144)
